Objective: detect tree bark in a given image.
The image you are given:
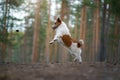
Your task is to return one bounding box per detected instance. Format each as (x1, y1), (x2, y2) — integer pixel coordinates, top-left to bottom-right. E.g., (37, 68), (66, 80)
(45, 0), (51, 63)
(1, 0), (8, 62)
(59, 0), (70, 63)
(32, 1), (41, 63)
(74, 15), (78, 39)
(114, 16), (119, 64)
(80, 5), (87, 61)
(92, 0), (100, 61)
(99, 2), (107, 61)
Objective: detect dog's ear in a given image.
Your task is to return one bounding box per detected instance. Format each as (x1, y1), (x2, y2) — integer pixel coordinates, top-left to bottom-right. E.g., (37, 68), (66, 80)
(57, 17), (61, 23)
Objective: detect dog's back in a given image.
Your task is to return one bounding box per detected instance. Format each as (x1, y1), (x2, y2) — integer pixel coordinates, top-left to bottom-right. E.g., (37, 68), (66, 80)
(61, 35), (83, 48)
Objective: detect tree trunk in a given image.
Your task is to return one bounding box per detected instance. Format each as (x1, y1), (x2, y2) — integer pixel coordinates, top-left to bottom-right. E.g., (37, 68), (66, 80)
(114, 16), (119, 64)
(45, 0), (51, 63)
(92, 0), (100, 61)
(32, 1), (41, 63)
(99, 2), (107, 61)
(80, 5), (87, 61)
(74, 15), (78, 39)
(51, 0), (58, 63)
(105, 4), (111, 63)
(118, 36), (120, 64)
(59, 0), (70, 63)
(1, 0), (8, 62)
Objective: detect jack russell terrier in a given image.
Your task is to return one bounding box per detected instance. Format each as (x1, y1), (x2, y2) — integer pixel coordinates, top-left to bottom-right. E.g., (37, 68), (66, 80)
(49, 18), (84, 63)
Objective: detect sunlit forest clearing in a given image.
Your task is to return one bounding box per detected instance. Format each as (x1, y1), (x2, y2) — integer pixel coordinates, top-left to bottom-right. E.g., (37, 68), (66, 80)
(0, 0), (120, 80)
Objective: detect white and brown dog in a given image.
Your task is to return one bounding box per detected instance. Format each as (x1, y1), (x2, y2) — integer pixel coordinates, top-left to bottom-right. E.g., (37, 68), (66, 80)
(49, 18), (84, 63)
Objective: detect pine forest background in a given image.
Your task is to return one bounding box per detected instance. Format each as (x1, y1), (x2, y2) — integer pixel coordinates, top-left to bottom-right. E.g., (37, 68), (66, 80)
(0, 0), (120, 64)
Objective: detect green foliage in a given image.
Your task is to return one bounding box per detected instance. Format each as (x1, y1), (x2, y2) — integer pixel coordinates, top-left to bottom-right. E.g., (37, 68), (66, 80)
(0, 0), (25, 62)
(104, 0), (120, 17)
(9, 0), (24, 7)
(110, 0), (120, 17)
(82, 0), (96, 7)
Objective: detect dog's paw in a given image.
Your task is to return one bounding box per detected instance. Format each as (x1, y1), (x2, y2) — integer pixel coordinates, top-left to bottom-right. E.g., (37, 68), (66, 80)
(78, 60), (82, 64)
(49, 41), (54, 44)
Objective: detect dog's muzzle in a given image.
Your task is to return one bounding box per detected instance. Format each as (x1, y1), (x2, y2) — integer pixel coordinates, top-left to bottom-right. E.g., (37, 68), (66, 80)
(52, 25), (58, 30)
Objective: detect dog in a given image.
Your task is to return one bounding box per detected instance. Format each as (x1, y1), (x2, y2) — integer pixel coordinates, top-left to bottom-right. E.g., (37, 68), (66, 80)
(49, 18), (84, 63)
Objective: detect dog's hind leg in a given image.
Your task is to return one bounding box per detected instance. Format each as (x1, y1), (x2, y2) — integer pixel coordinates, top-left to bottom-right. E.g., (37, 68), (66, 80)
(74, 55), (82, 63)
(76, 49), (82, 63)
(78, 55), (82, 63)
(79, 50), (82, 63)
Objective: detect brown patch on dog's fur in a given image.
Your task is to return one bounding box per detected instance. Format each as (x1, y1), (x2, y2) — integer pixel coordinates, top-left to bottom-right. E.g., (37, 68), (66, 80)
(61, 35), (82, 48)
(61, 35), (72, 47)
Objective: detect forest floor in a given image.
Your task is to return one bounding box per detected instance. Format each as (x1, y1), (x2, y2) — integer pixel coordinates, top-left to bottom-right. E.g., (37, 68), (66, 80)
(0, 62), (120, 80)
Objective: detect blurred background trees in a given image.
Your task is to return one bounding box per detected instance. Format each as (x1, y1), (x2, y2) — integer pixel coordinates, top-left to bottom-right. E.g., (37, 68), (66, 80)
(0, 0), (120, 64)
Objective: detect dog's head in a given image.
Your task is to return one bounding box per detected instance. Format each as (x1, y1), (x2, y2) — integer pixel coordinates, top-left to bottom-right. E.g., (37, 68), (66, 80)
(52, 17), (62, 30)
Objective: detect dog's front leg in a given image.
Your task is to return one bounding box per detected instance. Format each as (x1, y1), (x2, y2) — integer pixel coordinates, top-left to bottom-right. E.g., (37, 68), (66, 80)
(49, 34), (58, 44)
(49, 40), (54, 44)
(49, 39), (58, 44)
(49, 40), (57, 44)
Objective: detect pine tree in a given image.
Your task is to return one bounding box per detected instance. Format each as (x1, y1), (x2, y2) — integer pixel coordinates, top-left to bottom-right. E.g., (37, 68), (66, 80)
(32, 0), (41, 63)
(0, 0), (9, 62)
(60, 0), (70, 63)
(92, 0), (100, 61)
(45, 0), (51, 63)
(80, 5), (87, 61)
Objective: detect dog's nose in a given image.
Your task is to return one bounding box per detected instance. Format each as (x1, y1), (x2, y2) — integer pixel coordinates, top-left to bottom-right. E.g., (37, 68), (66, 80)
(52, 25), (56, 30)
(51, 25), (54, 28)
